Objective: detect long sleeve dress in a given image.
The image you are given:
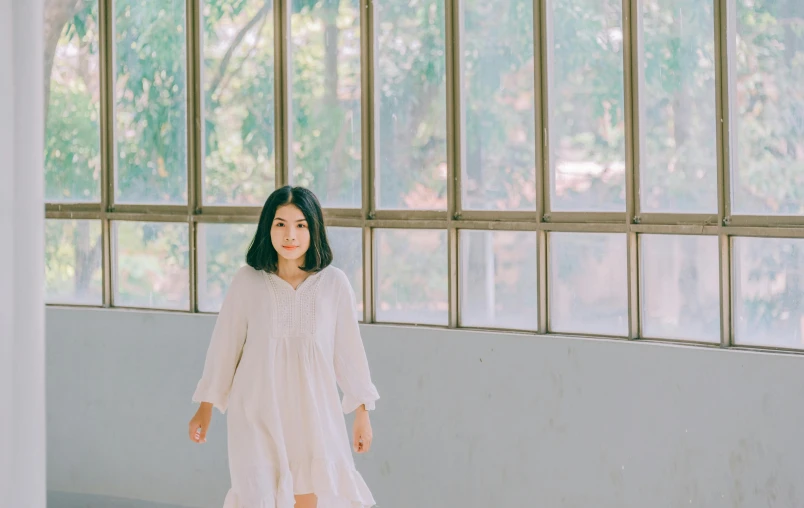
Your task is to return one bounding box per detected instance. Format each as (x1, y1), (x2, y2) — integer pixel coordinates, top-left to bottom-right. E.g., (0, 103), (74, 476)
(192, 264), (380, 508)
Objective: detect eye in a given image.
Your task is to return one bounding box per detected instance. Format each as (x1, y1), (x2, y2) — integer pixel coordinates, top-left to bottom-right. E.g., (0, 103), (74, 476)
(274, 222), (284, 227)
(299, 223), (307, 228)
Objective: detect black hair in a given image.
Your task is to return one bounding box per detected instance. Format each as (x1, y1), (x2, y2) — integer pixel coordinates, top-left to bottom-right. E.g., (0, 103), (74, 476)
(246, 186), (333, 273)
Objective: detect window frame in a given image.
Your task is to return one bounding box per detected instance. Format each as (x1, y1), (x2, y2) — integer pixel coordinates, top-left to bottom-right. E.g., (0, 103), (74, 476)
(44, 0), (804, 353)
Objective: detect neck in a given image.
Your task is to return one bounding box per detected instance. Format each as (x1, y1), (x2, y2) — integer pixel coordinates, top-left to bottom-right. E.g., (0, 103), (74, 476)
(276, 257), (305, 279)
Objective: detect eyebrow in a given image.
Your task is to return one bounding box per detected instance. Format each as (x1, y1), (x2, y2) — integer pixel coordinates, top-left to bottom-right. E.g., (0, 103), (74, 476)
(274, 216), (307, 222)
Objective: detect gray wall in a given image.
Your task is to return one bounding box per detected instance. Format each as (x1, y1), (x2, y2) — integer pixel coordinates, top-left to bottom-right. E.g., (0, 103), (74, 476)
(47, 307), (804, 508)
(2, 0), (46, 506)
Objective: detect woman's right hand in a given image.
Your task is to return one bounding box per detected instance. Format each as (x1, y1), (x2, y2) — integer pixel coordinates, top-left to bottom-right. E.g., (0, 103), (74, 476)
(188, 402), (213, 443)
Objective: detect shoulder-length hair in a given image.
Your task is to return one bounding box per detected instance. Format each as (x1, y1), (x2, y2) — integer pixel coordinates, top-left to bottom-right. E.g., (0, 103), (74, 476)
(246, 186), (333, 273)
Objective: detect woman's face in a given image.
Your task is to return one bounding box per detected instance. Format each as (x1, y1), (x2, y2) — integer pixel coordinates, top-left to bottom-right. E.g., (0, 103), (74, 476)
(270, 204), (311, 265)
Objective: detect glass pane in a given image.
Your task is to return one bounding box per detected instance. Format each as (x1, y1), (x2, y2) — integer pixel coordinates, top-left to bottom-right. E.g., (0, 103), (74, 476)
(45, 220), (103, 305)
(376, 0), (448, 210)
(197, 223), (256, 312)
(45, 1), (101, 202)
(460, 231), (537, 330)
(461, 0), (536, 211)
(114, 1), (187, 204)
(733, 0), (804, 215)
(734, 237), (804, 348)
(327, 227), (364, 314)
(289, 0), (361, 208)
(549, 233), (627, 335)
(640, 0), (717, 213)
(375, 229), (448, 324)
(114, 222), (189, 309)
(548, 0), (626, 212)
(202, 0), (275, 206)
(641, 235), (720, 341)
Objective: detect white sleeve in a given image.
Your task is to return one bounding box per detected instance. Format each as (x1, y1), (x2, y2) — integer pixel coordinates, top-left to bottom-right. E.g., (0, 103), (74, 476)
(334, 273), (380, 414)
(191, 268), (249, 414)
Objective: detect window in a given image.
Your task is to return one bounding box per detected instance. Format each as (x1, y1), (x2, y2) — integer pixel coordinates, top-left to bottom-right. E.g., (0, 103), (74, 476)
(375, 0), (448, 210)
(45, 1), (101, 202)
(460, 231), (537, 330)
(327, 226), (364, 314)
(113, 222), (189, 310)
(461, 0), (537, 211)
(197, 223), (257, 312)
(549, 233), (628, 336)
(45, 220), (103, 305)
(733, 0), (804, 215)
(640, 234), (720, 342)
(733, 237), (804, 348)
(44, 0), (804, 352)
(547, 0), (626, 212)
(114, 0), (188, 204)
(639, 0), (718, 213)
(375, 229), (448, 325)
(289, 0), (362, 208)
(203, 0), (276, 206)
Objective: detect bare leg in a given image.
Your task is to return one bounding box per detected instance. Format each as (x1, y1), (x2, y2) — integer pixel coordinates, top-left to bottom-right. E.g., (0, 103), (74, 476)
(295, 493), (318, 508)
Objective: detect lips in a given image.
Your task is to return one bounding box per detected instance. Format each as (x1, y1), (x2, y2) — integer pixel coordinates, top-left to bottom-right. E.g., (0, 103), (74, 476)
(282, 246), (298, 250)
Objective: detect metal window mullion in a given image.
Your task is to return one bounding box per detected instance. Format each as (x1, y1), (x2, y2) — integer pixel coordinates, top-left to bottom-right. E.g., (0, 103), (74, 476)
(627, 232), (641, 338)
(721, 226), (804, 239)
(533, 0), (548, 334)
(363, 226), (374, 323)
(544, 211), (626, 224)
(636, 213), (719, 226)
(274, 0), (289, 188)
(728, 215), (804, 227)
(46, 211), (796, 237)
(539, 0), (554, 332)
(719, 233), (733, 347)
(102, 217), (113, 307)
(448, 226), (459, 328)
(630, 223), (720, 236)
(448, 0), (464, 219)
(186, 0), (202, 312)
(99, 0), (115, 308)
(533, 0), (546, 224)
(539, 0), (553, 218)
(445, 0), (461, 328)
(372, 209), (448, 221)
(189, 220), (199, 312)
(45, 203), (104, 213)
(539, 0), (559, 331)
(623, 0), (641, 339)
(543, 231), (552, 332)
(361, 0), (376, 323)
(715, 0), (736, 347)
(537, 229), (548, 333)
(101, 212), (194, 223)
(360, 0), (376, 221)
(187, 0), (202, 214)
(457, 210), (541, 222)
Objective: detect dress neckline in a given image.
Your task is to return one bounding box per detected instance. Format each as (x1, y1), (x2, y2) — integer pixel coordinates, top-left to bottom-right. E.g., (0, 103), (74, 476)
(267, 267), (326, 292)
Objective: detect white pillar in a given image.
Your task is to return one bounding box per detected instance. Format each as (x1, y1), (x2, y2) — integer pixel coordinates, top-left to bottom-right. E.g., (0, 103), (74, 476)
(0, 0), (46, 506)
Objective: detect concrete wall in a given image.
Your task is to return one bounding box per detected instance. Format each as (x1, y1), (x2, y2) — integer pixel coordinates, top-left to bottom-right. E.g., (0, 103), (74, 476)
(47, 307), (804, 508)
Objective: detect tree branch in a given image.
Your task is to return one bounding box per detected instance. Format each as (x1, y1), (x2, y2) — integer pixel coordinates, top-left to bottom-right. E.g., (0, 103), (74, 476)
(215, 11), (270, 97)
(207, 1), (272, 99)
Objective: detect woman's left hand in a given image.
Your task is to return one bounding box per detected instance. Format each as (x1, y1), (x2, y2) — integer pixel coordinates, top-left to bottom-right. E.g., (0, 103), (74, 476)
(352, 407), (373, 453)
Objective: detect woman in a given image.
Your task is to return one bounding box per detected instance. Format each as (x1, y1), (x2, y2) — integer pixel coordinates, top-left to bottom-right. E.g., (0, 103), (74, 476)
(188, 186), (380, 508)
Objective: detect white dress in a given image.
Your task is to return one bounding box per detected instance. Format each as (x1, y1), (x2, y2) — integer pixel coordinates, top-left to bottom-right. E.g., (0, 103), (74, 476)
(192, 265), (380, 508)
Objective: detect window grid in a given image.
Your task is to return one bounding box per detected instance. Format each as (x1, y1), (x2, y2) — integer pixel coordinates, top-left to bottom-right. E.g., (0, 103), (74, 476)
(44, 0), (804, 353)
